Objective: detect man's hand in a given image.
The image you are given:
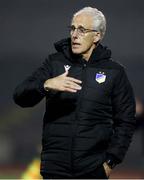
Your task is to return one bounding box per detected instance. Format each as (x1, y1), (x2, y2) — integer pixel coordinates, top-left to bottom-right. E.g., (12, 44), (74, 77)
(44, 71), (82, 93)
(103, 162), (112, 178)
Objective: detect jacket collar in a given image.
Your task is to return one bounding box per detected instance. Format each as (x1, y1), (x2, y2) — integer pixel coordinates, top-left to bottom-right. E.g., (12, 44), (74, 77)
(54, 37), (111, 64)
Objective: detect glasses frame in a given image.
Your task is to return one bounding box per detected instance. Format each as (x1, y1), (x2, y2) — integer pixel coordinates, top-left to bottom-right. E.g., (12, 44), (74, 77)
(68, 25), (97, 36)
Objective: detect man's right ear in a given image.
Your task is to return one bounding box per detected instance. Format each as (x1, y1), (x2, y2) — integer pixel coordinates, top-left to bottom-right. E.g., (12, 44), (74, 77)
(93, 32), (101, 43)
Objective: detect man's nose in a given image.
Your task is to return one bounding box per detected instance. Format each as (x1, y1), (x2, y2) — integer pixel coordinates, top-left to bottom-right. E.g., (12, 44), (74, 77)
(71, 29), (79, 38)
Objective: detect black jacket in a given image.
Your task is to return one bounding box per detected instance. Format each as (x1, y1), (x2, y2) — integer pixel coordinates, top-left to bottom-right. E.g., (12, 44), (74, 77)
(13, 38), (136, 177)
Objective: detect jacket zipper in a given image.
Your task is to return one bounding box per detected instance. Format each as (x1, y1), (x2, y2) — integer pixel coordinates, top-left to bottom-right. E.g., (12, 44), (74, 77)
(70, 62), (87, 175)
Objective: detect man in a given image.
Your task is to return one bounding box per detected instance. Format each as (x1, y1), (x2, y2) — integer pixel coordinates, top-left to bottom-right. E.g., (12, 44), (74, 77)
(13, 7), (136, 179)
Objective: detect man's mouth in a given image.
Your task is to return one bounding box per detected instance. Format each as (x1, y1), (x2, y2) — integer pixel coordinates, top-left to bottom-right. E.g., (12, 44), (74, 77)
(72, 42), (81, 48)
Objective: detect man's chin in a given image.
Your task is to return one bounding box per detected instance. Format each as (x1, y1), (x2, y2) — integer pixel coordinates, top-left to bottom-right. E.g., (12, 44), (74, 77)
(71, 48), (82, 54)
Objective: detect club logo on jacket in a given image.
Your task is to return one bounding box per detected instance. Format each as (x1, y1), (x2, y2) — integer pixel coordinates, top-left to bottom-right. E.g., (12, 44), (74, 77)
(64, 65), (71, 72)
(95, 72), (106, 83)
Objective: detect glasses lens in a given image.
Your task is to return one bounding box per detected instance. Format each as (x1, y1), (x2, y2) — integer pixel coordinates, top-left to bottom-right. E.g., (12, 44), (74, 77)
(69, 25), (75, 32)
(77, 27), (86, 34)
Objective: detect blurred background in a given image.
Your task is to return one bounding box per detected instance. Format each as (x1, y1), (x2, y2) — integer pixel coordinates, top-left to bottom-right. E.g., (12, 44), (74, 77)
(0, 0), (144, 178)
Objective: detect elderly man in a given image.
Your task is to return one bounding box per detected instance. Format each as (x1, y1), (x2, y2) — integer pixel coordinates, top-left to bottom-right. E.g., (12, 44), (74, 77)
(13, 7), (136, 179)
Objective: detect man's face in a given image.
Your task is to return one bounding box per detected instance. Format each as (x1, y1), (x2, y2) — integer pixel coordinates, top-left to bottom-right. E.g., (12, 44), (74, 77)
(71, 13), (100, 56)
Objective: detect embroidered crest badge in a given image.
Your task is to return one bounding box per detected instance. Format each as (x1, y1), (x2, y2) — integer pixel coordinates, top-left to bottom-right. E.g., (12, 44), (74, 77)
(95, 72), (106, 83)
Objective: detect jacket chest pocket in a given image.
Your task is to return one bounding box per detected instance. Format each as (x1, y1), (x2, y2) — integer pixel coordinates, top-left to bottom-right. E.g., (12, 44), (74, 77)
(83, 86), (110, 104)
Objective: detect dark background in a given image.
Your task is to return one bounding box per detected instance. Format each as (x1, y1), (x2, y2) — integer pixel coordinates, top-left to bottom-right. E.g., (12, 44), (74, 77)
(0, 0), (144, 178)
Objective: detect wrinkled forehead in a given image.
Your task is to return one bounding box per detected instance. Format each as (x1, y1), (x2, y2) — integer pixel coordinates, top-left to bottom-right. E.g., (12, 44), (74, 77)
(71, 13), (93, 29)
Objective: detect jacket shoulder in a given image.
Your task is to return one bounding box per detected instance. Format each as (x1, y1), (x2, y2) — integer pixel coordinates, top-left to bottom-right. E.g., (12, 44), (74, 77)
(104, 59), (126, 71)
(48, 52), (65, 62)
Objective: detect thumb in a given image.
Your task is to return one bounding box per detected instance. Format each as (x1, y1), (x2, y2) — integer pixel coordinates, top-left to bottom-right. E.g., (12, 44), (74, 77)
(62, 70), (68, 76)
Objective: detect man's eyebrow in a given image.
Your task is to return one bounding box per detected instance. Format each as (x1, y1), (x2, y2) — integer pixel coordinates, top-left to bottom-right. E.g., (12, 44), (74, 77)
(78, 25), (85, 29)
(71, 25), (86, 29)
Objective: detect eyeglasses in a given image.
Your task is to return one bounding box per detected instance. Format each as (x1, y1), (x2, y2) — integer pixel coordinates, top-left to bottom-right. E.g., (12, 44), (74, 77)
(68, 25), (97, 36)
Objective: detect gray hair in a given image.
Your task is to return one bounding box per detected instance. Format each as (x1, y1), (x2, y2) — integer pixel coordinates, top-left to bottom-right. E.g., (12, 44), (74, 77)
(72, 7), (106, 40)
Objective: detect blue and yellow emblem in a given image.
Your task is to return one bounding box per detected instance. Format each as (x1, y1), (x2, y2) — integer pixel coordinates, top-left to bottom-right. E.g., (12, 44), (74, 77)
(95, 72), (106, 83)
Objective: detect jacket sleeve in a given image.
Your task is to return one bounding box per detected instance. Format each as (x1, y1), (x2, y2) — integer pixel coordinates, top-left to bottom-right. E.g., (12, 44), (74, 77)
(106, 67), (136, 164)
(13, 56), (53, 107)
